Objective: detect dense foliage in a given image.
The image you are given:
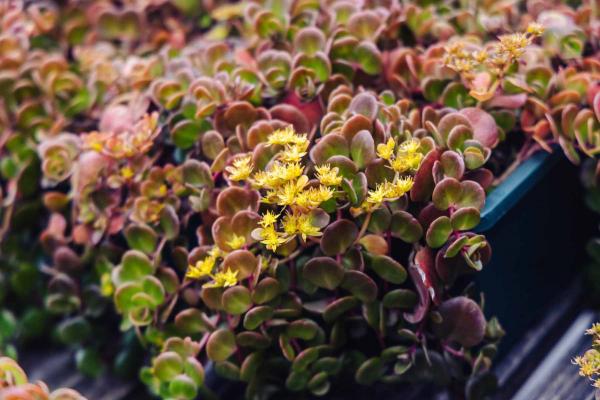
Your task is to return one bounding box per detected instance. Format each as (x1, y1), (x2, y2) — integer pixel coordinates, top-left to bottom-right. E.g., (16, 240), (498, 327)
(0, 0), (598, 399)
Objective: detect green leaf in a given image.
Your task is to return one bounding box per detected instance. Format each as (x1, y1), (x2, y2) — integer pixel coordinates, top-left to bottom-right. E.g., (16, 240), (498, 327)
(292, 347), (319, 372)
(323, 296), (360, 323)
(119, 250), (154, 282)
(243, 306), (274, 330)
(382, 289), (417, 309)
(355, 357), (384, 385)
(153, 351), (184, 381)
(350, 129), (376, 169)
(320, 219), (358, 256)
(426, 216), (452, 248)
(450, 207), (480, 231)
(222, 286), (252, 315)
(207, 328), (237, 362)
(169, 374), (197, 399)
(303, 257), (345, 290)
(124, 225), (157, 254)
(252, 277), (281, 304)
(368, 255), (407, 284)
(340, 270), (378, 302)
(286, 319), (319, 340)
(390, 211), (423, 243)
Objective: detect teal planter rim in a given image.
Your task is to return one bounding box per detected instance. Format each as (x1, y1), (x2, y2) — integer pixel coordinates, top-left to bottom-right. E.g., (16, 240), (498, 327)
(476, 149), (562, 233)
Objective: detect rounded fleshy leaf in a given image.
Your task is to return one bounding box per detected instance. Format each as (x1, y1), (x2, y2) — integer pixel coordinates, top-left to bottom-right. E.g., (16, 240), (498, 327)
(341, 114), (372, 142)
(410, 149), (440, 202)
(426, 216), (452, 249)
(206, 328), (237, 362)
(292, 347), (319, 372)
(350, 130), (376, 169)
(390, 211), (423, 243)
(118, 250), (154, 282)
(124, 225), (157, 254)
(355, 42), (382, 75)
(243, 306), (274, 330)
(457, 181), (485, 210)
(153, 351), (183, 381)
(216, 187), (259, 217)
(459, 108), (499, 148)
(432, 177), (461, 210)
(323, 296), (360, 323)
(222, 286), (252, 315)
(310, 133), (349, 165)
(252, 277), (281, 304)
(368, 255), (407, 284)
(382, 289), (418, 309)
(175, 309), (212, 334)
(287, 319), (319, 340)
(439, 151), (465, 180)
(294, 27), (325, 56)
(358, 234), (388, 255)
(340, 270), (378, 302)
(182, 160), (213, 188)
(320, 219), (358, 256)
(222, 250), (258, 280)
(355, 357), (384, 385)
(348, 93), (379, 121)
(450, 207), (480, 231)
(327, 155), (358, 179)
(304, 257), (344, 290)
(433, 297), (486, 347)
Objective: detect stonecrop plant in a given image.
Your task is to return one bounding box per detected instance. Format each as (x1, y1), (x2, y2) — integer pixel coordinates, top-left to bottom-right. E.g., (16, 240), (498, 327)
(0, 356), (84, 400)
(0, 0), (598, 399)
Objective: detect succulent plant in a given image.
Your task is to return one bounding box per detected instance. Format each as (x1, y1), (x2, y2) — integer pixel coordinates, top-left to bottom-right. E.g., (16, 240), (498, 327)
(0, 0), (597, 399)
(0, 356), (85, 400)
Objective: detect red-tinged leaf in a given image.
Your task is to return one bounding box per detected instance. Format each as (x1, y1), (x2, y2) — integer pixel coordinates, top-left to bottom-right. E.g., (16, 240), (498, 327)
(410, 149), (441, 202)
(459, 108), (499, 148)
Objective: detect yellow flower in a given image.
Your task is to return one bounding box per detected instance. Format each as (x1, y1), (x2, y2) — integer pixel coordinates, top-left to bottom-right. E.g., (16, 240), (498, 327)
(259, 210), (278, 227)
(267, 126), (308, 147)
(398, 139), (420, 154)
(120, 166), (134, 179)
(390, 157), (409, 173)
(281, 213), (298, 236)
(100, 273), (113, 297)
(296, 213), (321, 241)
(526, 22), (544, 37)
(367, 183), (389, 205)
(315, 164), (343, 186)
(226, 234), (246, 250)
(497, 33), (529, 60)
(207, 268), (239, 288)
(391, 177), (414, 197)
(377, 138), (396, 160)
(275, 162), (304, 182)
(280, 143), (308, 163)
(473, 50), (488, 63)
(260, 225), (287, 251)
(226, 154), (254, 181)
(276, 175), (308, 206)
(296, 186), (334, 208)
(404, 152), (423, 170)
(187, 255), (217, 279)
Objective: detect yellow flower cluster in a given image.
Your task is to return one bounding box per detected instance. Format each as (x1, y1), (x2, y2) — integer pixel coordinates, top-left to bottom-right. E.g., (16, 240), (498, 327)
(364, 137), (421, 208)
(574, 323), (600, 388)
(226, 154), (254, 181)
(443, 23), (544, 79)
(186, 247), (239, 287)
(252, 126), (340, 251)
